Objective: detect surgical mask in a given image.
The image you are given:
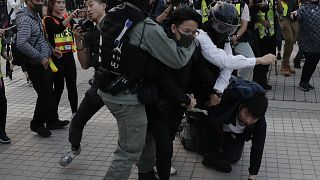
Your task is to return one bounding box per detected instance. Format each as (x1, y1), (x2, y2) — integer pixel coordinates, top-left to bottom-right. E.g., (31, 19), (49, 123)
(176, 33), (194, 48)
(32, 3), (43, 14)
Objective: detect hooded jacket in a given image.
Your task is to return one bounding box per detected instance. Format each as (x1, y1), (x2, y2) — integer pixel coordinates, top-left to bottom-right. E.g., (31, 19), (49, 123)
(16, 7), (52, 65)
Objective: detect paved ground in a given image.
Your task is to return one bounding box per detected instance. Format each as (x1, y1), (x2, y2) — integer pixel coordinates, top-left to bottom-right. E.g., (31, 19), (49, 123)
(1, 46), (320, 180)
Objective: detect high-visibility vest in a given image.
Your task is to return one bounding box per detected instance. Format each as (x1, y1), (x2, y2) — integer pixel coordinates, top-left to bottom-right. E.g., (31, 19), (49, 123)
(201, 0), (209, 22)
(281, 1), (288, 16)
(255, 0), (275, 38)
(43, 14), (76, 54)
(0, 39), (2, 78)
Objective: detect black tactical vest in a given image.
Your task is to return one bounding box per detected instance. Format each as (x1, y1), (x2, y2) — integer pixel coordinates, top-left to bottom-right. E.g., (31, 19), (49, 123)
(99, 2), (150, 80)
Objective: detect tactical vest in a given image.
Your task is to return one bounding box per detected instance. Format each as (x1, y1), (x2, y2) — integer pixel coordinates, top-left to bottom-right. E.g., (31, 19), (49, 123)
(97, 2), (150, 93)
(255, 0), (275, 38)
(43, 14), (76, 53)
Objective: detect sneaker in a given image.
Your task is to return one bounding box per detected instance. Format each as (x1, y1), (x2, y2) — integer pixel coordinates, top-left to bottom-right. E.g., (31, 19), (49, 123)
(59, 146), (81, 167)
(46, 120), (70, 130)
(299, 82), (310, 91)
(153, 166), (177, 175)
(30, 126), (52, 138)
(306, 83), (314, 90)
(202, 155), (232, 173)
(277, 53), (282, 60)
(0, 131), (11, 144)
(138, 170), (159, 180)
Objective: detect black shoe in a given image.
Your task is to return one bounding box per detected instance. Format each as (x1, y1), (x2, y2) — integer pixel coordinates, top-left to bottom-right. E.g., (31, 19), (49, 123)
(293, 59), (301, 69)
(46, 120), (70, 130)
(202, 155), (232, 173)
(0, 131), (11, 144)
(31, 126), (52, 138)
(261, 84), (272, 91)
(299, 82), (310, 91)
(138, 170), (159, 180)
(277, 53), (282, 60)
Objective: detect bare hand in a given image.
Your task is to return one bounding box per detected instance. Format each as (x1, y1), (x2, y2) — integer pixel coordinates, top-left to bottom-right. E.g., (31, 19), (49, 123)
(72, 24), (84, 40)
(52, 47), (62, 58)
(259, 54), (276, 65)
(187, 94), (197, 109)
(262, 20), (271, 28)
(291, 11), (297, 19)
(70, 9), (81, 18)
(209, 93), (221, 106)
(231, 35), (238, 45)
(42, 58), (49, 70)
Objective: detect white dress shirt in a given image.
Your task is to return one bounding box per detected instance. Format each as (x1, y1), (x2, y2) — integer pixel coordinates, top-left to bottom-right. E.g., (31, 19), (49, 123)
(196, 29), (256, 92)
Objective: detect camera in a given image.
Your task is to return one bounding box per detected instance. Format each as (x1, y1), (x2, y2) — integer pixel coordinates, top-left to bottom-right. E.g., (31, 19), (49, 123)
(76, 18), (94, 32)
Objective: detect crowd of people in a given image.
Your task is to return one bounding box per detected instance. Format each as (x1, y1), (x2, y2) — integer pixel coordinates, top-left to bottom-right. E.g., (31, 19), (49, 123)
(0, 0), (319, 180)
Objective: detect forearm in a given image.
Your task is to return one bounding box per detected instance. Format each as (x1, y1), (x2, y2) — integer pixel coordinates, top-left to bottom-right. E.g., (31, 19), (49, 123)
(213, 69), (232, 93)
(196, 30), (256, 69)
(156, 4), (173, 23)
(75, 38), (90, 69)
(62, 14), (75, 27)
(236, 20), (248, 37)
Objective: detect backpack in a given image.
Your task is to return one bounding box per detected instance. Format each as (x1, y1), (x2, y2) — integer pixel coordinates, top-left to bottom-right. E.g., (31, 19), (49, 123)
(11, 16), (42, 66)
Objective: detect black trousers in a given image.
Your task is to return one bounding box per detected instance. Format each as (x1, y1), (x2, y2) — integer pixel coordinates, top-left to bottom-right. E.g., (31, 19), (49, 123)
(26, 65), (57, 128)
(222, 133), (245, 163)
(253, 35), (276, 85)
(300, 52), (320, 83)
(0, 77), (7, 131)
(146, 104), (185, 180)
(52, 52), (78, 116)
(205, 124), (245, 163)
(68, 85), (104, 147)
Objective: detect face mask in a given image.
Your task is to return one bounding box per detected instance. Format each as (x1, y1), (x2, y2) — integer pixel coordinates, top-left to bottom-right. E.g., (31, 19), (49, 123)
(32, 3), (43, 14)
(176, 32), (194, 48)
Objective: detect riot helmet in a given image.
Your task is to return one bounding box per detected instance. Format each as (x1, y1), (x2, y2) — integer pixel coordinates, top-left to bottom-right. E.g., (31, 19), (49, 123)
(208, 1), (239, 36)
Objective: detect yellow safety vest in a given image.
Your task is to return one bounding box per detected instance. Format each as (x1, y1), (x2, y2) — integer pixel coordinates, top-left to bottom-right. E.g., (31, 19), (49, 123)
(201, 0), (209, 22)
(235, 3), (241, 15)
(43, 15), (76, 54)
(255, 1), (275, 38)
(281, 1), (288, 16)
(0, 39), (2, 78)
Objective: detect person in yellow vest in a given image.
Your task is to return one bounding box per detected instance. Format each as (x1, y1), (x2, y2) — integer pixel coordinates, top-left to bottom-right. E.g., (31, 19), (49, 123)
(230, 0), (256, 80)
(43, 0), (79, 121)
(0, 28), (11, 144)
(277, 0), (299, 76)
(252, 0), (276, 90)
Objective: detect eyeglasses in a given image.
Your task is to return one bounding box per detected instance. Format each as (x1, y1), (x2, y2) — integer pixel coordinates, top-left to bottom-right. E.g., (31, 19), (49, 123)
(178, 27), (199, 37)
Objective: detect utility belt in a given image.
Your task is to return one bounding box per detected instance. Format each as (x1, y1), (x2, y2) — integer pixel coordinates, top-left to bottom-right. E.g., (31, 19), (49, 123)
(94, 67), (139, 96)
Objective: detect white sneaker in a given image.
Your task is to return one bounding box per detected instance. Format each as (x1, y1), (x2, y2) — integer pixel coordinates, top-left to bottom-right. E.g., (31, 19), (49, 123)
(153, 166), (177, 175)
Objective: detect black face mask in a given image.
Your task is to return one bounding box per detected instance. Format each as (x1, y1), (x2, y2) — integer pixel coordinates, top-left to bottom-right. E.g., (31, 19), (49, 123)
(32, 3), (43, 14)
(176, 32), (194, 48)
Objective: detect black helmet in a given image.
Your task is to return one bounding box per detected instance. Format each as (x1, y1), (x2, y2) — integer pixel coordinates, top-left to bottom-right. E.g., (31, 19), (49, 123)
(208, 1), (239, 35)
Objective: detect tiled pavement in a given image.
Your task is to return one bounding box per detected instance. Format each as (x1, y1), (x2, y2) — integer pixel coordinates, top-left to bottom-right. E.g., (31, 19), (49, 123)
(1, 46), (320, 180)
